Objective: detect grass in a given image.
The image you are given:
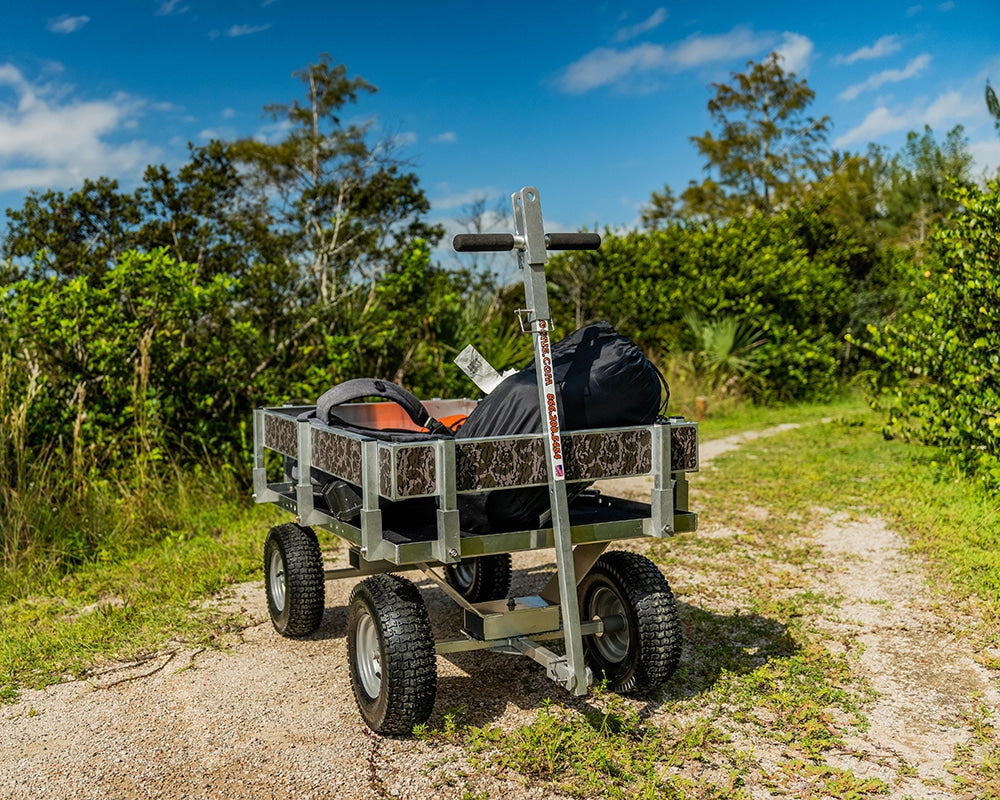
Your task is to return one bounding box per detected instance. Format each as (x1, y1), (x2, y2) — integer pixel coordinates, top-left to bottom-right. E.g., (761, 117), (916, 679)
(5, 396), (999, 797)
(0, 467), (284, 702)
(417, 401), (1000, 797)
(693, 390), (868, 441)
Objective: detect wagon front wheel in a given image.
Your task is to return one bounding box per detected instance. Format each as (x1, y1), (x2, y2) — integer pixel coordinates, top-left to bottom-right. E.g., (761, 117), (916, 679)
(264, 523), (325, 637)
(347, 573), (437, 735)
(578, 550), (682, 694)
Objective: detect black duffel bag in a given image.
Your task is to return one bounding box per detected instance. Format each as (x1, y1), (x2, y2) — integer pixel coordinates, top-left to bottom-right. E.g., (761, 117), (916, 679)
(456, 320), (667, 533)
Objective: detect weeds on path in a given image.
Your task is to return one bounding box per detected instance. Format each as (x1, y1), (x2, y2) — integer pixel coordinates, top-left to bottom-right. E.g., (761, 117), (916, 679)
(421, 408), (1000, 798)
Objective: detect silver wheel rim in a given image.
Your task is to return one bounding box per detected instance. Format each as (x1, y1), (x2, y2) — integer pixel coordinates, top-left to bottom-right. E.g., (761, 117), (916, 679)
(590, 586), (629, 663)
(268, 549), (286, 612)
(354, 609), (382, 697)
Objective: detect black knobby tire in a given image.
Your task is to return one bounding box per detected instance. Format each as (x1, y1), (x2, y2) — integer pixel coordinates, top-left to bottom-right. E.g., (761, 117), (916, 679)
(578, 550), (682, 694)
(347, 573), (437, 735)
(264, 523), (325, 637)
(443, 554), (512, 602)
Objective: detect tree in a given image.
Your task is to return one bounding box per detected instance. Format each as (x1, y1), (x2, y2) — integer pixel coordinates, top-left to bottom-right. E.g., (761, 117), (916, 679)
(231, 53), (442, 306)
(1, 53), (457, 466)
(3, 177), (142, 282)
(548, 202), (890, 401)
(810, 147), (887, 243)
(862, 181), (1000, 488)
(2, 145), (268, 286)
(987, 80), (1000, 136)
(684, 52), (830, 218)
(0, 248), (246, 462)
(450, 193), (510, 278)
(138, 139), (279, 280)
(640, 184), (681, 229)
(880, 125), (973, 250)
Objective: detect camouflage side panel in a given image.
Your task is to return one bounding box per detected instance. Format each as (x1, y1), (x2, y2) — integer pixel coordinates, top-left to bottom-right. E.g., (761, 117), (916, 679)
(311, 427), (363, 485)
(263, 414), (297, 457)
(670, 423), (698, 472)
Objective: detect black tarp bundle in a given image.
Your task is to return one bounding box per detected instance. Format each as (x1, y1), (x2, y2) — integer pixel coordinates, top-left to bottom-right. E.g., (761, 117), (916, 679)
(457, 320), (666, 533)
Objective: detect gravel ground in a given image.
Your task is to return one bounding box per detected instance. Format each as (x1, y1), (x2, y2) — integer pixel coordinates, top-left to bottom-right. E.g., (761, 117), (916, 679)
(2, 427), (998, 799)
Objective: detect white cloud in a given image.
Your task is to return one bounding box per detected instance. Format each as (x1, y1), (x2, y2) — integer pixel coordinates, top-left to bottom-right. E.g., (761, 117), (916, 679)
(391, 131), (417, 148)
(432, 131), (457, 144)
(431, 186), (502, 211)
(156, 0), (190, 14)
(557, 27), (775, 93)
(198, 127), (237, 142)
(667, 27), (773, 69)
(0, 63), (159, 193)
(558, 43), (668, 93)
(838, 53), (931, 101)
(923, 90), (984, 128)
(613, 8), (667, 43)
(0, 64), (30, 92)
(836, 35), (902, 65)
(833, 106), (909, 147)
(775, 32), (814, 74)
(47, 15), (90, 34)
(833, 88), (988, 149)
(226, 23), (271, 37)
(251, 118), (294, 144)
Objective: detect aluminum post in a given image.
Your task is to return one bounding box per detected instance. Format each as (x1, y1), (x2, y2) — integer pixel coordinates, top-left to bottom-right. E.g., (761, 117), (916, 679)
(511, 186), (589, 695)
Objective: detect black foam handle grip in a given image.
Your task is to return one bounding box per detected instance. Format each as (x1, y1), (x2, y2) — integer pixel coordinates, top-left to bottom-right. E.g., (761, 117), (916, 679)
(545, 233), (601, 250)
(453, 233), (515, 252)
(453, 232), (602, 253)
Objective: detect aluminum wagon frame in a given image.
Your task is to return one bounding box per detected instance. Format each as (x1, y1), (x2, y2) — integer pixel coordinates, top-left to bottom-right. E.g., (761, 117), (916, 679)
(251, 187), (699, 735)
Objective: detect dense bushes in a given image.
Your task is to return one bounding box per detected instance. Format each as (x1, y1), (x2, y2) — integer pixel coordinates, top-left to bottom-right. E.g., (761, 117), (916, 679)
(547, 204), (902, 401)
(0, 242), (523, 471)
(0, 241), (525, 579)
(861, 181), (1000, 487)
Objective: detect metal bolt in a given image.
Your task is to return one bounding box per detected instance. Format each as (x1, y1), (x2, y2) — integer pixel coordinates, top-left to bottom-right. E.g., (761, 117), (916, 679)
(448, 548), (459, 558)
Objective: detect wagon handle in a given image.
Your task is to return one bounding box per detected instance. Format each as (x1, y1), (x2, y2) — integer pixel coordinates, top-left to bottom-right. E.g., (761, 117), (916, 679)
(453, 232), (601, 252)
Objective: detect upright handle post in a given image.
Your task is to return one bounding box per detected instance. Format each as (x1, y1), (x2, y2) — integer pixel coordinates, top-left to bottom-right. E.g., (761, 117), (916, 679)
(510, 186), (590, 695)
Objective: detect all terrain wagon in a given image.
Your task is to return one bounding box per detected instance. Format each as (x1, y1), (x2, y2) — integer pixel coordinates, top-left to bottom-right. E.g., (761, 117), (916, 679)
(252, 187), (698, 734)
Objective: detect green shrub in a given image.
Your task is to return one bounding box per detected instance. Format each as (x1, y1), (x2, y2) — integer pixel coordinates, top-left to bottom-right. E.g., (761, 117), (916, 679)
(860, 181), (1000, 487)
(547, 204), (894, 401)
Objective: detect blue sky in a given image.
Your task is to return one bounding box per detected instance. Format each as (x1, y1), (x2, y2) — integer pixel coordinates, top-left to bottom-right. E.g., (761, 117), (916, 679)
(1, 1), (999, 245)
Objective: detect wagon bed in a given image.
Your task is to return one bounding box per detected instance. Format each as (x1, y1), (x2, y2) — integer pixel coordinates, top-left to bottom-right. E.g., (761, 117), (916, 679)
(253, 402), (698, 564)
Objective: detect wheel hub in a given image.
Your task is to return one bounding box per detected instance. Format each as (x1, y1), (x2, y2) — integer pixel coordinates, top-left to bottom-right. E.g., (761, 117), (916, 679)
(268, 549), (286, 612)
(354, 609), (382, 697)
(589, 586), (630, 663)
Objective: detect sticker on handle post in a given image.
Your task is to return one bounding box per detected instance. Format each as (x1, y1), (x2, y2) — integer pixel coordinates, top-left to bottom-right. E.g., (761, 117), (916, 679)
(537, 319), (566, 481)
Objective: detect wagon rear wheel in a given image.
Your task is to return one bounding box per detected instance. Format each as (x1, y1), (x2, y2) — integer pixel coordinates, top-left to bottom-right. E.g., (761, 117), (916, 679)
(347, 574), (437, 735)
(444, 554), (512, 602)
(578, 550), (681, 694)
(264, 523), (325, 637)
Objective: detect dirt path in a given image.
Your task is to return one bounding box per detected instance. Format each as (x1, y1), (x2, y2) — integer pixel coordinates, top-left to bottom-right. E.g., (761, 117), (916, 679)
(811, 513), (999, 797)
(2, 427), (997, 799)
